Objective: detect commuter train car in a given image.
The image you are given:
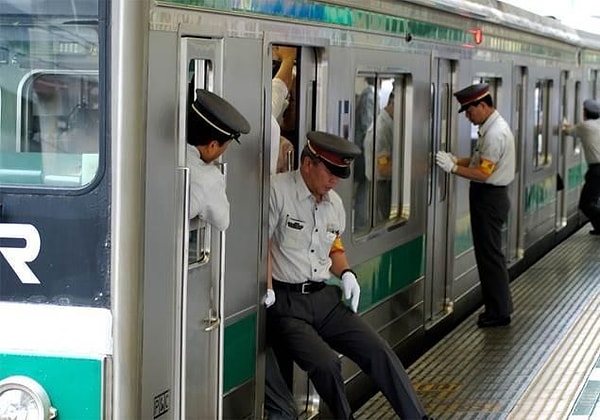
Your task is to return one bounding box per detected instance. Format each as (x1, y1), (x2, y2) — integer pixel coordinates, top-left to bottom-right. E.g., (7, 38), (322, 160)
(1, 0), (600, 419)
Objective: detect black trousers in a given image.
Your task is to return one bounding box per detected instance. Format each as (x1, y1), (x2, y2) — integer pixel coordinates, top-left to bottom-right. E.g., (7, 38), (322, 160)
(267, 283), (426, 420)
(469, 182), (513, 318)
(579, 164), (600, 231)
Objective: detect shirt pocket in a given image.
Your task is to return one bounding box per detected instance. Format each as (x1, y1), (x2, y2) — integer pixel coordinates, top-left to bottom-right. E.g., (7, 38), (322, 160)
(280, 215), (306, 250)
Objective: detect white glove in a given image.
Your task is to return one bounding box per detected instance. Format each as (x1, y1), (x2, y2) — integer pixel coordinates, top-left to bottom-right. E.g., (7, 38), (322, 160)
(341, 270), (360, 312)
(436, 151), (456, 173)
(263, 288), (276, 308)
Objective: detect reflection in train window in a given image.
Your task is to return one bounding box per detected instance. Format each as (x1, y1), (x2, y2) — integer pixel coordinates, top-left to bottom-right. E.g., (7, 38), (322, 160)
(591, 69), (598, 100)
(574, 80), (582, 154)
(534, 79), (552, 168)
(352, 73), (412, 236)
(470, 76), (501, 154)
(5, 72), (100, 187)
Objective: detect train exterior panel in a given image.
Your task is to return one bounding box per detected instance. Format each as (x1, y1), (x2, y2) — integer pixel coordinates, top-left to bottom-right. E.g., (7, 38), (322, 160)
(1, 0), (599, 419)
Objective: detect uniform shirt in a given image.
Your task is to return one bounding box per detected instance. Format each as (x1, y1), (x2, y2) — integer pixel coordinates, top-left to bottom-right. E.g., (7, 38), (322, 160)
(269, 170), (345, 284)
(565, 118), (600, 164)
(187, 144), (230, 231)
(364, 108), (393, 181)
(470, 110), (515, 186)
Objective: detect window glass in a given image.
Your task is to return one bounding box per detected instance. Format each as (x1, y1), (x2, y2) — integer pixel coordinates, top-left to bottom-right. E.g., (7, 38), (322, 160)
(592, 69), (598, 100)
(352, 73), (411, 236)
(0, 7), (100, 188)
(187, 58), (214, 267)
(534, 80), (552, 167)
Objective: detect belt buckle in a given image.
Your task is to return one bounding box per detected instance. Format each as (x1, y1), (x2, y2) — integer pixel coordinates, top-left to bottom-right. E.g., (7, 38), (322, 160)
(301, 282), (310, 294)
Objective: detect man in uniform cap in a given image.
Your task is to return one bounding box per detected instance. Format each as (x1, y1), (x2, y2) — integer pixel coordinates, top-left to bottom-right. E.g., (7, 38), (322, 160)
(562, 98), (600, 235)
(436, 83), (515, 328)
(264, 131), (429, 419)
(187, 88), (250, 230)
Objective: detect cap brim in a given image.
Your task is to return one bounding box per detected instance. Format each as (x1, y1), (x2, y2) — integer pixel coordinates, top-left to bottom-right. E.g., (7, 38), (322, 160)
(458, 104), (468, 113)
(322, 160), (351, 179)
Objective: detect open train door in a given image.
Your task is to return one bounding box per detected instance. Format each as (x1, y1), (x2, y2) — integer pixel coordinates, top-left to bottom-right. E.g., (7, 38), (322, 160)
(172, 34), (264, 420)
(174, 37), (227, 420)
(172, 34), (264, 419)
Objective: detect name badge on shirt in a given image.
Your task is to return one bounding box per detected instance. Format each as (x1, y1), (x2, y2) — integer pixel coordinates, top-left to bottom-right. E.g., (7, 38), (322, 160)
(286, 216), (305, 230)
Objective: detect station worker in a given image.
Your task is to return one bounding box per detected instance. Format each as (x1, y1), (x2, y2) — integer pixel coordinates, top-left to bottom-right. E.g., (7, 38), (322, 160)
(266, 131), (429, 419)
(562, 99), (600, 235)
(436, 83), (515, 328)
(186, 88), (250, 230)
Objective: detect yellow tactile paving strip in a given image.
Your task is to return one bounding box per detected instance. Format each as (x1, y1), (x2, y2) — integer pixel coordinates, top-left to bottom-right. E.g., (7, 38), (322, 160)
(355, 226), (600, 419)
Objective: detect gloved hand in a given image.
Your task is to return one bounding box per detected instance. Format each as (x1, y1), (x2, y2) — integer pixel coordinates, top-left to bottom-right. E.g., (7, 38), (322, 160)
(436, 151), (456, 173)
(446, 152), (458, 164)
(263, 288), (276, 308)
(341, 270), (361, 312)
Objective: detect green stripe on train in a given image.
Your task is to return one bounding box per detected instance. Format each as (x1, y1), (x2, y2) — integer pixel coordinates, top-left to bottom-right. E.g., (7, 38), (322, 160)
(222, 236), (424, 393)
(223, 312), (257, 393)
(353, 235), (424, 312)
(161, 0), (574, 60)
(0, 354), (102, 420)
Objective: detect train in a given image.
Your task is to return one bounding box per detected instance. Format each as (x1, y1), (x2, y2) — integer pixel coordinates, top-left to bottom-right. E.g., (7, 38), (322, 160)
(1, 0), (599, 419)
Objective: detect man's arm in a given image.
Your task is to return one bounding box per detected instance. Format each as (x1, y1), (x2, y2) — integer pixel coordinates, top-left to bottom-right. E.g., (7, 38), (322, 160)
(452, 164), (490, 183)
(330, 248), (352, 278)
(440, 153), (491, 183)
(330, 238), (360, 312)
(267, 239), (273, 289)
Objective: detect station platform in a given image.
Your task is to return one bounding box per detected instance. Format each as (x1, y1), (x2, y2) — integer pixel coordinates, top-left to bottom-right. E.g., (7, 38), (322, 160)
(355, 225), (600, 419)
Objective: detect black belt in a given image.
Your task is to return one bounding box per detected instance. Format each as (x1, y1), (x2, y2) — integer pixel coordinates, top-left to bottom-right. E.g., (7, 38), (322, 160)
(470, 182), (507, 190)
(272, 279), (326, 294)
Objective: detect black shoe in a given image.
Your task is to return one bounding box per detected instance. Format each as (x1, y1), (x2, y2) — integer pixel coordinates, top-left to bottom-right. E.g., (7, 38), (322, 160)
(590, 229), (600, 236)
(478, 312), (490, 322)
(477, 316), (511, 328)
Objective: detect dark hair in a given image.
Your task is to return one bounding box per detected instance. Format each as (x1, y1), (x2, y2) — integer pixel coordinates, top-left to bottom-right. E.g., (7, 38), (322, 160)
(186, 110), (232, 146)
(584, 108), (600, 120)
(300, 146), (318, 163)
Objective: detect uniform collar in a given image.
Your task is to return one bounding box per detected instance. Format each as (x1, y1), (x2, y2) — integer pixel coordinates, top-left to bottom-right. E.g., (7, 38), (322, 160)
(478, 110), (500, 137)
(187, 143), (211, 166)
(293, 170), (331, 203)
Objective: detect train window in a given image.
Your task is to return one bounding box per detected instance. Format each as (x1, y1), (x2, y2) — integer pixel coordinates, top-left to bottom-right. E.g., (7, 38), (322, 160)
(470, 77), (500, 153)
(0, 13), (100, 189)
(591, 70), (599, 100)
(7, 72), (100, 188)
(534, 80), (552, 168)
(187, 58), (214, 267)
(352, 73), (411, 236)
(573, 80), (582, 154)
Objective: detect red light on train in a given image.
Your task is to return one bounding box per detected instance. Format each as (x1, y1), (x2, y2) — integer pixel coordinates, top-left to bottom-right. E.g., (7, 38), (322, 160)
(469, 29), (483, 45)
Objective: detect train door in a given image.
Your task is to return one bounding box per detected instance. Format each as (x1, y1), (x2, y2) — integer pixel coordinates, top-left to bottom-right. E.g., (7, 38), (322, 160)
(175, 35), (262, 419)
(176, 38), (225, 420)
(555, 70), (570, 229)
(513, 67), (528, 261)
(425, 58), (455, 325)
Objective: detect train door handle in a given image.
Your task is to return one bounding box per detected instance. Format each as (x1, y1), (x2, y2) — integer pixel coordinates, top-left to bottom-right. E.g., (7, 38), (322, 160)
(203, 309), (221, 332)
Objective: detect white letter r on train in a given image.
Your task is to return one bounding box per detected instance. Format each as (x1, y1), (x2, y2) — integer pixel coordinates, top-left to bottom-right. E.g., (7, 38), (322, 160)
(0, 223), (41, 284)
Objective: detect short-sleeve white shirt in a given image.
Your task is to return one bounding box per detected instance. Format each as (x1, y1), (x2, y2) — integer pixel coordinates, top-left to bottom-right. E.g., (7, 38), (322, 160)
(567, 119), (600, 164)
(187, 144), (230, 231)
(269, 170), (346, 283)
(470, 110), (515, 186)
